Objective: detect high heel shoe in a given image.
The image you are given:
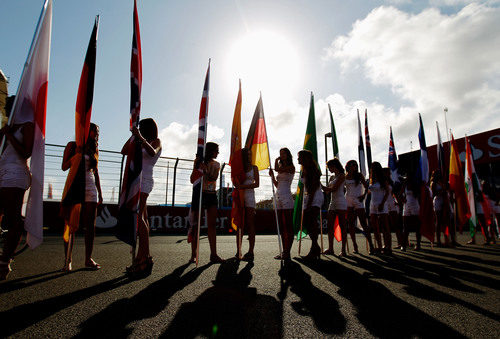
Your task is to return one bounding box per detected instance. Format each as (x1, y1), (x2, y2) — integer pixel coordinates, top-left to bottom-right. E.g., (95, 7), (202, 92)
(303, 246), (320, 261)
(0, 261), (11, 280)
(126, 257), (153, 278)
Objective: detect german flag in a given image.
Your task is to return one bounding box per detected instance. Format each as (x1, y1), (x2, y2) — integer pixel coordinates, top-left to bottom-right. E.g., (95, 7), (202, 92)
(61, 17), (99, 241)
(245, 94), (270, 170)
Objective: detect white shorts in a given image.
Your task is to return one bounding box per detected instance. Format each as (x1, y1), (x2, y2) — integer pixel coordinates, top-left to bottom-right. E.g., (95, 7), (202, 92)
(303, 189), (324, 209)
(403, 203), (420, 216)
(329, 198), (347, 211)
(276, 192), (293, 210)
(85, 185), (98, 203)
(370, 202), (388, 215)
(141, 177), (154, 195)
(244, 189), (255, 208)
(346, 196), (364, 209)
(0, 165), (31, 190)
(433, 196), (443, 211)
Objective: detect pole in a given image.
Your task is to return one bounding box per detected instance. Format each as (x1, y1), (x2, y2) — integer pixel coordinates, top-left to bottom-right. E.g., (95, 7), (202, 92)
(172, 157), (179, 207)
(325, 134), (329, 186)
(319, 211), (324, 254)
(118, 154), (125, 198)
(165, 161), (169, 205)
(298, 199), (305, 256)
(219, 163), (226, 208)
(444, 107), (450, 143)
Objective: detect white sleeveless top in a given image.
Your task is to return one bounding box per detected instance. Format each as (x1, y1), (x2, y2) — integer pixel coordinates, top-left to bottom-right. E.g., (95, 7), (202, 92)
(345, 178), (364, 209)
(141, 147), (161, 194)
(0, 127), (31, 189)
(369, 182), (388, 214)
(328, 175), (347, 211)
(385, 185), (398, 213)
(276, 171), (294, 209)
(84, 154), (98, 202)
(243, 168), (256, 208)
(403, 188), (420, 216)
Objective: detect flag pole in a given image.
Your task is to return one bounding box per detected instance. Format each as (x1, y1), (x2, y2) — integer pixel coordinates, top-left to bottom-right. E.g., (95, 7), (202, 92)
(195, 59), (210, 267)
(319, 211), (324, 254)
(260, 92), (283, 259)
(298, 198), (304, 256)
(0, 0), (50, 154)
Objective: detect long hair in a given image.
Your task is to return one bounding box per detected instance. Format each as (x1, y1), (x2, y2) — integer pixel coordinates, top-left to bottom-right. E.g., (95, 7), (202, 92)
(370, 162), (386, 186)
(241, 147), (252, 172)
(204, 142), (218, 164)
(86, 123), (99, 169)
(327, 158), (344, 174)
(139, 118), (158, 142)
(346, 159), (362, 186)
(279, 147), (293, 167)
(299, 150), (321, 194)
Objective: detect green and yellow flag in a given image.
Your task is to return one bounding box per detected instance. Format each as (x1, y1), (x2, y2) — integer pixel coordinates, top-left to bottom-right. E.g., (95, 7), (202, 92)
(293, 92), (318, 239)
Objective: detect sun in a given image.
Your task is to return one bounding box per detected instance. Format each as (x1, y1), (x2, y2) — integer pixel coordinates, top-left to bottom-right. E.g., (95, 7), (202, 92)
(226, 30), (300, 107)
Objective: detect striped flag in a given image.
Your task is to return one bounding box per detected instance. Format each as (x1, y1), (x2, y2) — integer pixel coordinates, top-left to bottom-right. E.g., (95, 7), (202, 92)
(230, 80), (244, 231)
(293, 92), (318, 239)
(364, 109), (372, 170)
(328, 104), (339, 159)
(388, 126), (399, 183)
(190, 60), (211, 208)
(449, 134), (470, 228)
(116, 0), (143, 246)
(4, 0), (52, 249)
(245, 94), (270, 170)
(436, 121), (446, 177)
(61, 17), (99, 242)
(357, 109), (366, 177)
(417, 114), (435, 242)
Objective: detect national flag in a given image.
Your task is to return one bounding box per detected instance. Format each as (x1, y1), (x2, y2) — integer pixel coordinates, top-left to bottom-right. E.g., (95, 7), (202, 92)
(116, 0), (143, 246)
(388, 126), (399, 183)
(436, 121), (446, 177)
(61, 17), (99, 242)
(464, 137), (490, 236)
(245, 94), (270, 170)
(328, 104), (339, 158)
(449, 133), (470, 228)
(357, 109), (366, 177)
(364, 109), (372, 170)
(3, 0), (53, 249)
(293, 92), (318, 239)
(417, 114), (435, 242)
(333, 216), (342, 242)
(229, 80), (244, 231)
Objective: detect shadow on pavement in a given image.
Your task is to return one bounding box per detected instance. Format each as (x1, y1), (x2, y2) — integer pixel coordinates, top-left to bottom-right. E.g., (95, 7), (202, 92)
(280, 260), (346, 335)
(77, 262), (211, 337)
(297, 257), (468, 338)
(161, 258), (282, 338)
(0, 275), (131, 337)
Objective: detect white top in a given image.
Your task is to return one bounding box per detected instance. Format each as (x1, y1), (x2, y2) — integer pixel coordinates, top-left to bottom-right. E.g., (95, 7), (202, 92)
(345, 178), (364, 208)
(369, 182), (388, 214)
(403, 188), (420, 216)
(276, 171), (294, 197)
(328, 175), (347, 211)
(0, 127), (28, 170)
(142, 147), (161, 182)
(243, 168), (256, 208)
(302, 176), (324, 209)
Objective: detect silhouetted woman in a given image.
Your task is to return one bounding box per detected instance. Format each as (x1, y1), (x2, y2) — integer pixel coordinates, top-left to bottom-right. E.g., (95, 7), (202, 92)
(298, 150), (322, 260)
(121, 118), (161, 274)
(0, 118), (34, 279)
(368, 162), (391, 254)
(345, 160), (374, 254)
(321, 158), (348, 256)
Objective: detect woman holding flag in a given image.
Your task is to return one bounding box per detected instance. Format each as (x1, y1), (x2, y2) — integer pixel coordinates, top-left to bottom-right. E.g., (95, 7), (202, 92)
(345, 160), (374, 254)
(234, 147), (259, 261)
(368, 162), (391, 254)
(269, 148), (295, 260)
(400, 174), (421, 251)
(298, 150), (323, 260)
(321, 158), (348, 256)
(189, 142), (224, 264)
(0, 119), (34, 279)
(121, 118), (161, 274)
(61, 123), (103, 271)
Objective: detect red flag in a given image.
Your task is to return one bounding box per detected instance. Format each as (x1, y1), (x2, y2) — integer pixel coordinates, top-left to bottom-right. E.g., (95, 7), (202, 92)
(449, 134), (470, 229)
(117, 0), (143, 246)
(334, 216), (342, 242)
(6, 0), (52, 249)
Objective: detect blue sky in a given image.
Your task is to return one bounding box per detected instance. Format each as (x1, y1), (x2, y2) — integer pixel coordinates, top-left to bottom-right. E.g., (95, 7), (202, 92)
(1, 0), (499, 168)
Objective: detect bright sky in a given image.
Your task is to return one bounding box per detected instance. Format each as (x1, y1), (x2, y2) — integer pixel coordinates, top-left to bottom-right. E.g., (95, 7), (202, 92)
(1, 0), (499, 170)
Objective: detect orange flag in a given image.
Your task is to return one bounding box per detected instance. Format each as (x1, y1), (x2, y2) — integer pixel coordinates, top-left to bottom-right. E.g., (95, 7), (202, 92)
(230, 81), (245, 231)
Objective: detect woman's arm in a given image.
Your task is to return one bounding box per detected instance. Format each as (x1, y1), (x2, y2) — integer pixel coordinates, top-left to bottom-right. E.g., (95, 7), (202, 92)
(268, 168), (278, 187)
(94, 167), (103, 204)
(120, 136), (132, 155)
(379, 184), (389, 211)
(61, 141), (77, 171)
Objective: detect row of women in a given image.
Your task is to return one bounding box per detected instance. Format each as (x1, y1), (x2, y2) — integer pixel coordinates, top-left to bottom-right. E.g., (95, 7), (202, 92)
(1, 113), (499, 279)
(0, 112), (162, 279)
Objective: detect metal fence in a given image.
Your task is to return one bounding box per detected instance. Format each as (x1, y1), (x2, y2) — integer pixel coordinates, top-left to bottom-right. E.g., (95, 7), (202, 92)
(44, 143), (303, 207)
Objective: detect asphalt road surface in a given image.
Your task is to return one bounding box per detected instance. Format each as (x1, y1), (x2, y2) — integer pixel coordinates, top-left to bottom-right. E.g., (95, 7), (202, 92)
(1, 233), (499, 338)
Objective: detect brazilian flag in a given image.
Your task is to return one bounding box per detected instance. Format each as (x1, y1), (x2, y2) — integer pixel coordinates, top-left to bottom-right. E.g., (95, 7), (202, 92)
(293, 92), (319, 239)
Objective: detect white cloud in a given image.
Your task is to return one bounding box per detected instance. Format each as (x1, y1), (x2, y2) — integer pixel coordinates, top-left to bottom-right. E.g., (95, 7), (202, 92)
(323, 3), (500, 147)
